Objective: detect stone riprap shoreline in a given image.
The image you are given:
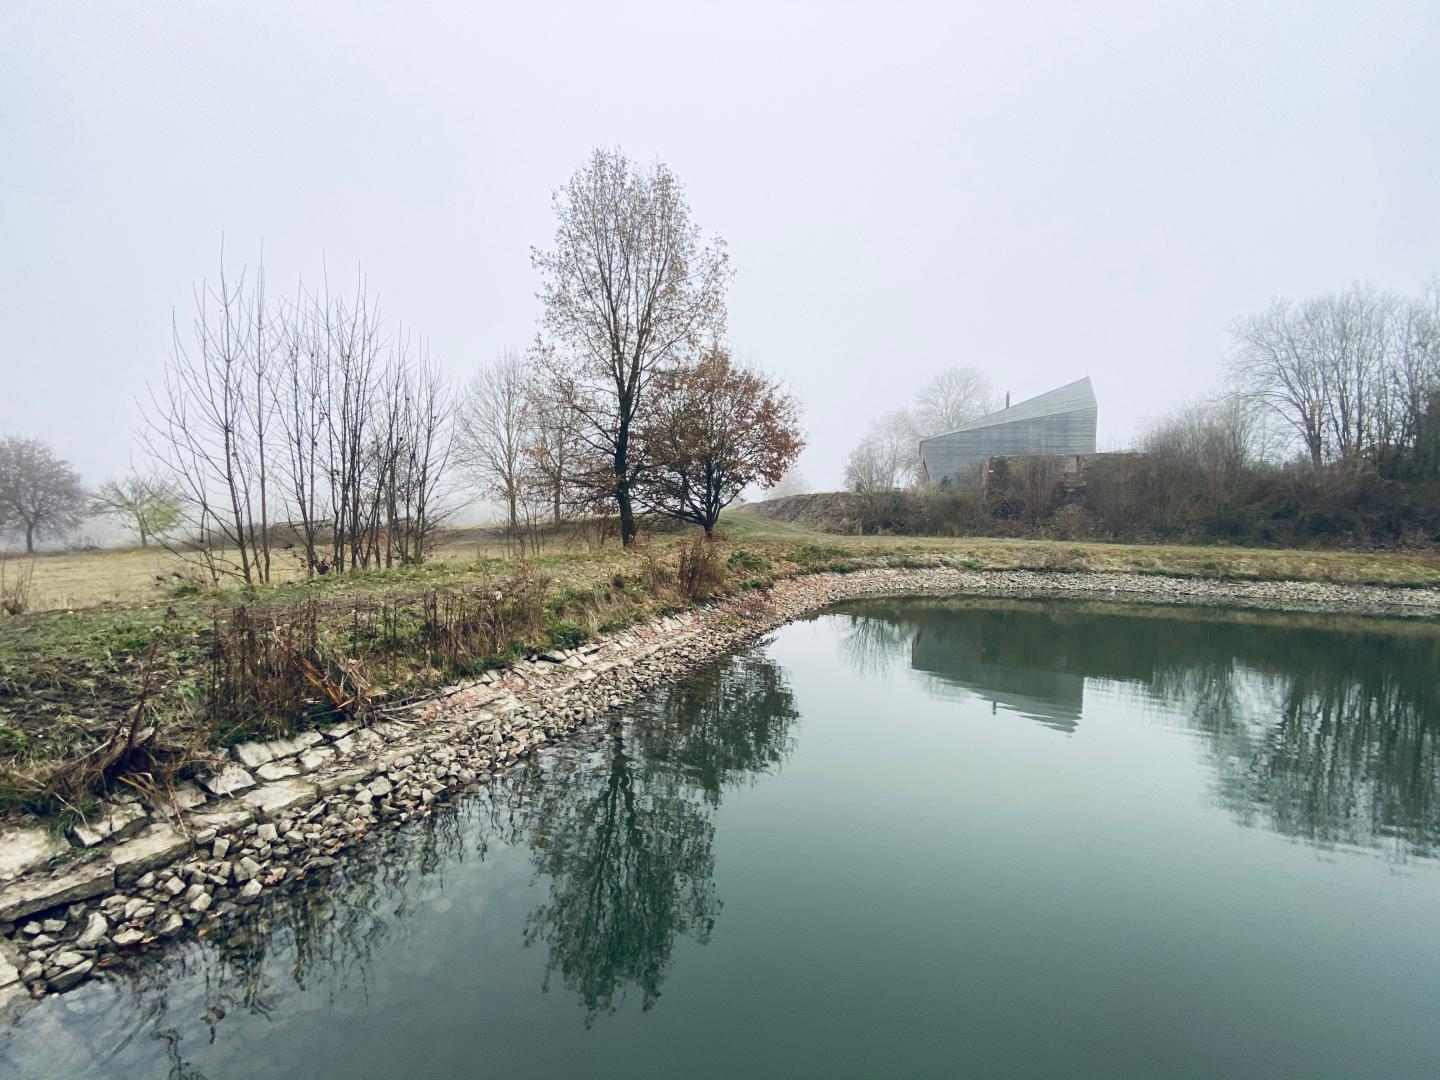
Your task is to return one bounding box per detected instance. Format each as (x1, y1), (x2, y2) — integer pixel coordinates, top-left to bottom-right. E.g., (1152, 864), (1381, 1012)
(3, 565), (1438, 1013)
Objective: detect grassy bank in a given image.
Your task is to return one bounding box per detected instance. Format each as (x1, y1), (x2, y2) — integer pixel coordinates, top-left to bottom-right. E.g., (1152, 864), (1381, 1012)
(3, 508), (1439, 821)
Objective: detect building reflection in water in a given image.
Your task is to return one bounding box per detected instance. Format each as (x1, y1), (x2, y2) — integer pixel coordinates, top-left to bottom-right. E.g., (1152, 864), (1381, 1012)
(833, 596), (1440, 859)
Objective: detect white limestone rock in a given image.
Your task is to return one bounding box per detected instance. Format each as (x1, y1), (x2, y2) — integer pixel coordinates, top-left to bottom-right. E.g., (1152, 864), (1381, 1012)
(0, 861), (115, 922)
(110, 824), (191, 885)
(231, 741), (277, 769)
(69, 802), (148, 848)
(240, 779), (318, 818)
(297, 747), (335, 774)
(200, 765), (256, 798)
(74, 911), (109, 950)
(256, 760), (301, 782)
(0, 826), (69, 883)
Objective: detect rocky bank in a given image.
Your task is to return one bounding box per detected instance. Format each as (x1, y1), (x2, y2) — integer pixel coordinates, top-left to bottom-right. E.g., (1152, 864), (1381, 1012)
(3, 565), (1438, 1014)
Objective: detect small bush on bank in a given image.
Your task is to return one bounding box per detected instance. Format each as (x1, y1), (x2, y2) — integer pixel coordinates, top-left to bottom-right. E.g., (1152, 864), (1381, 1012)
(791, 543), (849, 564)
(726, 548), (771, 574)
(548, 622), (587, 650)
(0, 558), (34, 617)
(677, 536), (727, 600)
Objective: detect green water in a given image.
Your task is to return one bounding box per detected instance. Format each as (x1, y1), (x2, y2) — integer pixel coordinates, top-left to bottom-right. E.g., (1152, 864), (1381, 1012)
(4, 598), (1440, 1079)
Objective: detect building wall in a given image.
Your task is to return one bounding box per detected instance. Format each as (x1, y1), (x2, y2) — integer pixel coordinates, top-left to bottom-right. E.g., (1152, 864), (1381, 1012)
(920, 406), (1098, 484)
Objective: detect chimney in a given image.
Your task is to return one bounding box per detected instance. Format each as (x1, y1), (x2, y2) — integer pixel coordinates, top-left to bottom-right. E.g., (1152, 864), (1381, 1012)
(1005, 391), (1011, 408)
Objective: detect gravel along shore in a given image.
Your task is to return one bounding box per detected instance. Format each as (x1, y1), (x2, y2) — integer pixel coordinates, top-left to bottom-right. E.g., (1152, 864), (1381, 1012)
(3, 566), (1437, 1012)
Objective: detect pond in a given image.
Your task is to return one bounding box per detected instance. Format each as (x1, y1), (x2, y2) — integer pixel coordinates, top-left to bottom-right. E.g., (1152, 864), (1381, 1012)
(3, 597), (1440, 1079)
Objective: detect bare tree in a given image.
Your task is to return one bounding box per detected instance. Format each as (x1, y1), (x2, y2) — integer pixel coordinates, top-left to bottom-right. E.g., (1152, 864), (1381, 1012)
(147, 251), (453, 580)
(141, 252), (275, 583)
(762, 467), (809, 500)
(638, 348), (804, 536)
(843, 434), (907, 533)
(1230, 284), (1411, 468)
(0, 436), (88, 552)
(523, 364), (585, 527)
(92, 475), (181, 548)
(1230, 300), (1329, 466)
(378, 338), (456, 565)
(533, 148), (731, 546)
(912, 365), (999, 437)
(457, 350), (530, 532)
(847, 410), (919, 490)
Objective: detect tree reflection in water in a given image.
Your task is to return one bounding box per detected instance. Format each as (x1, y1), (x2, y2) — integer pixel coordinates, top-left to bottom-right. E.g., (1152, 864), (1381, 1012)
(835, 597), (1440, 858)
(10, 649), (800, 1071)
(18, 599), (1432, 1078)
(519, 652), (799, 1019)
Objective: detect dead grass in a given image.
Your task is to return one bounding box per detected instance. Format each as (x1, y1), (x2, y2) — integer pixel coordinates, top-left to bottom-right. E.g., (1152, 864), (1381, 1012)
(720, 510), (1440, 588)
(12, 513), (1437, 618)
(3, 510), (1438, 818)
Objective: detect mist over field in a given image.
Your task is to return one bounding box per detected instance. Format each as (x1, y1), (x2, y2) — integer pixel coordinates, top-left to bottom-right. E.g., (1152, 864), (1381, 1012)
(5, 1), (1439, 504)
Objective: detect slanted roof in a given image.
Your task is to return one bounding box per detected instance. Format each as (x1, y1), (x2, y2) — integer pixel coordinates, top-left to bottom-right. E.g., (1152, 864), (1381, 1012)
(919, 377), (1096, 446)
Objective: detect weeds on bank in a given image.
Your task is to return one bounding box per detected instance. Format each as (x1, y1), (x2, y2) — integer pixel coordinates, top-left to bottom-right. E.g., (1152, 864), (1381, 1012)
(6, 516), (1440, 819)
(0, 557), (36, 616)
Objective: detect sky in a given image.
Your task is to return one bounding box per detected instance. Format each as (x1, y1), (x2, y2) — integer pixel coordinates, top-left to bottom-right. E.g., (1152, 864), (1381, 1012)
(4, 0), (1440, 493)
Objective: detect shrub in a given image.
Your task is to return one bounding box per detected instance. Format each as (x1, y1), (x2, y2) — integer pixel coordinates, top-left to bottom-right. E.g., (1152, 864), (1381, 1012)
(548, 621), (587, 650)
(677, 536), (726, 600)
(791, 543), (849, 564)
(726, 548), (771, 574)
(1050, 503), (1091, 541)
(635, 539), (675, 594)
(0, 558), (34, 617)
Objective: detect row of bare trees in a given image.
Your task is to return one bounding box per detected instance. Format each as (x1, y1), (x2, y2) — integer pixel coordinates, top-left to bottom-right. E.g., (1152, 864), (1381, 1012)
(1229, 281), (1440, 472)
(844, 364), (998, 496)
(23, 150), (800, 574)
(457, 340), (802, 545)
(142, 260), (455, 583)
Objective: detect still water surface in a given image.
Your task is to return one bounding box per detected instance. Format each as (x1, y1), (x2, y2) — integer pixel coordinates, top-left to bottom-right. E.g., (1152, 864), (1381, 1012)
(4, 598), (1440, 1079)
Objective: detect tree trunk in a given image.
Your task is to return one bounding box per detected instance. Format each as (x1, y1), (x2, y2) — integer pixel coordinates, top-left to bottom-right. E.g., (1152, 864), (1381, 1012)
(617, 484), (636, 547)
(24, 522), (34, 553)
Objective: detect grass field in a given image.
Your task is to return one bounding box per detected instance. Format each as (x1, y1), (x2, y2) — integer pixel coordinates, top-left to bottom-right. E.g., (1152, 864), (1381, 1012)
(2, 507), (1438, 820)
(9, 508), (1440, 615)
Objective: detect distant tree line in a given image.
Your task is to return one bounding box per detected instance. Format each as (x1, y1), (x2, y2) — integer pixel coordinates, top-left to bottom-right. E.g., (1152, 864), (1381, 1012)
(834, 281), (1440, 545)
(844, 364), (998, 491)
(1, 149), (803, 573)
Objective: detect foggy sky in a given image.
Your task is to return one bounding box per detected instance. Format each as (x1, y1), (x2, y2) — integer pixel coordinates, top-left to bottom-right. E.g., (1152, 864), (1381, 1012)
(4, 1), (1439, 492)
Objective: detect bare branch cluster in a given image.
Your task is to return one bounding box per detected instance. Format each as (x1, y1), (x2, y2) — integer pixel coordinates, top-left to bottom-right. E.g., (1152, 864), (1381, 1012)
(141, 252), (456, 584)
(1229, 281), (1440, 470)
(845, 365), (999, 494)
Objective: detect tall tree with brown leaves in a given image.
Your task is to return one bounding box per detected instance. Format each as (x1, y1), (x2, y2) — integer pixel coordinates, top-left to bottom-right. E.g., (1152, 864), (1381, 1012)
(532, 148), (730, 546)
(639, 349), (803, 537)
